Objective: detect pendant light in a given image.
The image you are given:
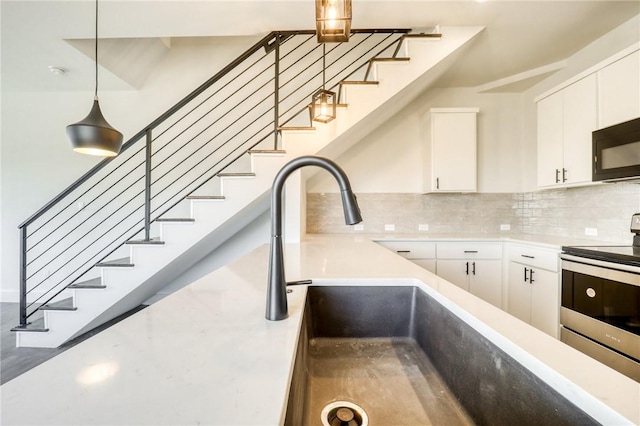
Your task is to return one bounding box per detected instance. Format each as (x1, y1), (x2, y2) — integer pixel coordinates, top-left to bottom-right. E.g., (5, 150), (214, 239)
(311, 44), (336, 124)
(316, 0), (352, 43)
(67, 0), (123, 157)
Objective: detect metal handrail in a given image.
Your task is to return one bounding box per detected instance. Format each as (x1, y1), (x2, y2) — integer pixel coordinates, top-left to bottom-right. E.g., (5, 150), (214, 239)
(15, 28), (413, 329)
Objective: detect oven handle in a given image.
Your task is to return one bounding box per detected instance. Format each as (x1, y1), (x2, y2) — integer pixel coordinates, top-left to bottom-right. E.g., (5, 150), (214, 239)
(561, 257), (640, 288)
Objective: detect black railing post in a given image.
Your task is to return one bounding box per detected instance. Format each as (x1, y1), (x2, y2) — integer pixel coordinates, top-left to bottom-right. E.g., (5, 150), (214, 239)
(19, 226), (27, 327)
(274, 34), (280, 150)
(144, 129), (152, 241)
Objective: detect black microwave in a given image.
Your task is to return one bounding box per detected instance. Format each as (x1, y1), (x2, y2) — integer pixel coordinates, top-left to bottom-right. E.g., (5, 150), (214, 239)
(593, 117), (640, 181)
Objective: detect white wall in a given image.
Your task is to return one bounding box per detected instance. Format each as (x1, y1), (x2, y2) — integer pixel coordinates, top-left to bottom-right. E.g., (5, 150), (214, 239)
(307, 88), (526, 193)
(0, 36), (260, 301)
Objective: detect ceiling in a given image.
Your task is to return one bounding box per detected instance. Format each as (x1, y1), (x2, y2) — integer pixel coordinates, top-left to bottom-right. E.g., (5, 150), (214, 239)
(1, 1), (639, 92)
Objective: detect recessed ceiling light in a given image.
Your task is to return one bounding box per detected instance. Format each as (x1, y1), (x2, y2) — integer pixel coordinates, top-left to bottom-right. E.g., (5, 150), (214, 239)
(48, 66), (66, 76)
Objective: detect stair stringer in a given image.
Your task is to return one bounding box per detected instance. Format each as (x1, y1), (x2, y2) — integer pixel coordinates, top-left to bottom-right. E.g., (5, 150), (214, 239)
(15, 25), (484, 348)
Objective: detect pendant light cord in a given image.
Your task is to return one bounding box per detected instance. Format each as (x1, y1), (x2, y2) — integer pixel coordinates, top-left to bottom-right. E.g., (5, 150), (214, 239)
(94, 0), (99, 100)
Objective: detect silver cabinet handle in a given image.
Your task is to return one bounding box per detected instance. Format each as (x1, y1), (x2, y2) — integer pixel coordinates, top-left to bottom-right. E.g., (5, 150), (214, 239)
(530, 268), (535, 284)
(524, 267), (529, 282)
(521, 254), (535, 259)
(396, 250), (410, 253)
(464, 250), (478, 253)
(472, 261), (476, 275)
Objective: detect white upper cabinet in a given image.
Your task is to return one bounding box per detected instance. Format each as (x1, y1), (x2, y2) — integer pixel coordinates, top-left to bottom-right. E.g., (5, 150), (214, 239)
(536, 45), (640, 190)
(537, 91), (564, 188)
(562, 74), (598, 185)
(425, 108), (479, 193)
(598, 50), (640, 129)
(536, 75), (598, 189)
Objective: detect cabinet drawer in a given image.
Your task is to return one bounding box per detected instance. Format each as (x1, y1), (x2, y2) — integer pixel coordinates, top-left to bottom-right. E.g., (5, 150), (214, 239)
(508, 244), (559, 272)
(436, 242), (502, 259)
(376, 241), (436, 259)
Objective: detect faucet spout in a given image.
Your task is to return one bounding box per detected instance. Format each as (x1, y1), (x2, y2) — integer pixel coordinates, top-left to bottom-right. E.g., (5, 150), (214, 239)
(266, 155), (362, 321)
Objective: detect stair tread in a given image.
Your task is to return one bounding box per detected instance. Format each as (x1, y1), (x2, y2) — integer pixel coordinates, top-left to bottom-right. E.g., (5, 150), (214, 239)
(217, 172), (256, 177)
(68, 277), (105, 289)
(126, 237), (165, 245)
(371, 57), (410, 62)
(339, 80), (379, 85)
(67, 278), (107, 290)
(155, 217), (195, 222)
(306, 103), (348, 108)
(41, 297), (76, 311)
(95, 257), (134, 267)
(404, 33), (442, 38)
(11, 317), (48, 333)
(247, 149), (286, 154)
(276, 126), (316, 131)
(185, 195), (226, 200)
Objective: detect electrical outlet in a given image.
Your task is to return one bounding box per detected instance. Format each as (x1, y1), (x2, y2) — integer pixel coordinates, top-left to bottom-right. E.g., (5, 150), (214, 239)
(500, 224), (511, 231)
(585, 227), (598, 236)
(354, 224), (364, 231)
(418, 224), (429, 231)
(384, 224), (395, 232)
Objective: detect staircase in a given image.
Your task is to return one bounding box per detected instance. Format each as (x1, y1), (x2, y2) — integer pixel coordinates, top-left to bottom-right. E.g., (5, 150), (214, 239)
(13, 26), (483, 348)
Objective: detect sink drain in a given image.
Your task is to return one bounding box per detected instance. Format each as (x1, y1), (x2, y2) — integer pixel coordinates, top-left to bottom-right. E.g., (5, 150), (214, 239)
(321, 401), (369, 426)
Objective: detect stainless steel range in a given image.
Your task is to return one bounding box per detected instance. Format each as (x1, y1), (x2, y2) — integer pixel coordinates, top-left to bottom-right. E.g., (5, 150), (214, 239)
(561, 214), (640, 382)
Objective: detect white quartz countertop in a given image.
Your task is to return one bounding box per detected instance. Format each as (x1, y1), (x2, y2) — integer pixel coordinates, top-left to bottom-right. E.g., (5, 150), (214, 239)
(1, 235), (639, 425)
(357, 232), (611, 250)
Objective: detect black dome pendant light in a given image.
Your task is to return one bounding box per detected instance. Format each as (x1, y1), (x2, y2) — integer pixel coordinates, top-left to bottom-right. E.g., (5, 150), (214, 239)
(67, 0), (123, 157)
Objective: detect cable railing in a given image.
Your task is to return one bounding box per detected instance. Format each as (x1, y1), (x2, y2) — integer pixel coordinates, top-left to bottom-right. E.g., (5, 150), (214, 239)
(15, 29), (411, 329)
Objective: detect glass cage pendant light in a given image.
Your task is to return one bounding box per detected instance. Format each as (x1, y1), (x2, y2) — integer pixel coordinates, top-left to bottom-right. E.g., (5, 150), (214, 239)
(311, 45), (337, 124)
(67, 0), (123, 157)
(316, 0), (352, 43)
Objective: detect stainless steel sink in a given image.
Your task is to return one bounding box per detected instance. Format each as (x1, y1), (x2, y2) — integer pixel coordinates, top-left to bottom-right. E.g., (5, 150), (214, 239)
(285, 286), (599, 426)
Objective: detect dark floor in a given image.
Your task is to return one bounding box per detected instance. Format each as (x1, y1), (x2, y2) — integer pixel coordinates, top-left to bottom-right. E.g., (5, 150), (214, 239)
(0, 303), (146, 385)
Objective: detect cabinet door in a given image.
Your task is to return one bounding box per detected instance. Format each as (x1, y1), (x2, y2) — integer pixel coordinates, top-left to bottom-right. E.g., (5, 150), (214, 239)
(469, 260), (503, 308)
(529, 268), (560, 338)
(436, 260), (470, 291)
(507, 262), (531, 323)
(563, 74), (597, 185)
(537, 92), (564, 187)
(431, 112), (477, 192)
(599, 50), (640, 128)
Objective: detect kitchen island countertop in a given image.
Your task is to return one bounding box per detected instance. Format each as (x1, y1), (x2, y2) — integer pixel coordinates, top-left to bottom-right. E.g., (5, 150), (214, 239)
(1, 234), (638, 425)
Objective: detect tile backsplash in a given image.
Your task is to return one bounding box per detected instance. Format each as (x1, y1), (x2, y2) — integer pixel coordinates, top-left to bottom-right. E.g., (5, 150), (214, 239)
(307, 183), (640, 243)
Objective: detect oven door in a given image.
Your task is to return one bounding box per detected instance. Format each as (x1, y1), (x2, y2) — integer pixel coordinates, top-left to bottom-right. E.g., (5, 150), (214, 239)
(561, 258), (640, 362)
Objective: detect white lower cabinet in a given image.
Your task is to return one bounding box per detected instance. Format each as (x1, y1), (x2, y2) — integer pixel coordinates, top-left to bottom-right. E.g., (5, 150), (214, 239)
(437, 259), (503, 308)
(377, 239), (561, 338)
(376, 241), (436, 274)
(436, 242), (503, 309)
(507, 244), (560, 338)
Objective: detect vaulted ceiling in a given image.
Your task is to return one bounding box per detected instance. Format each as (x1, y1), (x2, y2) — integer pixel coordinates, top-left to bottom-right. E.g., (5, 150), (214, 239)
(2, 1), (639, 92)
